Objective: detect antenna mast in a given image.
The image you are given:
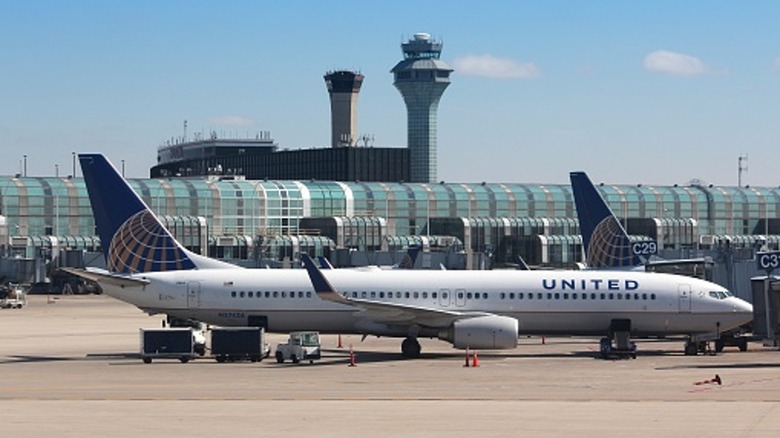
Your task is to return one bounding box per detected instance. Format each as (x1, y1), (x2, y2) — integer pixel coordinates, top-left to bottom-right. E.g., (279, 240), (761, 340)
(738, 154), (748, 187)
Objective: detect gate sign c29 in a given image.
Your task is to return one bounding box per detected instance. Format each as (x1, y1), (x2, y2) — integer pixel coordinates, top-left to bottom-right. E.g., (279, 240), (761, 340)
(757, 251), (780, 271)
(631, 240), (658, 256)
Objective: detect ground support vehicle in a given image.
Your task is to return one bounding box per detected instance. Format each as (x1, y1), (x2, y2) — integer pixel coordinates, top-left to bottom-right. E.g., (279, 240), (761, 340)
(275, 331), (321, 364)
(140, 328), (198, 363)
(0, 284), (26, 309)
(210, 327), (270, 362)
(167, 317), (207, 356)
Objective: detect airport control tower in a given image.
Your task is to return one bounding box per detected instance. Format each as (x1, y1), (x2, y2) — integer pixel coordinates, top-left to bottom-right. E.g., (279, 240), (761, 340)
(324, 70), (365, 147)
(391, 33), (453, 183)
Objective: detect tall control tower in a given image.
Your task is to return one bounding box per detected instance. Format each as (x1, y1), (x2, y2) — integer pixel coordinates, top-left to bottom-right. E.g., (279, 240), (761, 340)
(324, 70), (364, 147)
(391, 33), (453, 183)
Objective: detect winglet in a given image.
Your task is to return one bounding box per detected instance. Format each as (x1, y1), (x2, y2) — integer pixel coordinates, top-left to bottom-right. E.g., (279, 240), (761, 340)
(316, 255), (334, 269)
(570, 171), (642, 269)
(301, 254), (349, 304)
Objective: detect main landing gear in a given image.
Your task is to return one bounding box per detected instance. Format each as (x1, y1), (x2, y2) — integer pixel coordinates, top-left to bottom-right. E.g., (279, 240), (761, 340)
(401, 337), (421, 358)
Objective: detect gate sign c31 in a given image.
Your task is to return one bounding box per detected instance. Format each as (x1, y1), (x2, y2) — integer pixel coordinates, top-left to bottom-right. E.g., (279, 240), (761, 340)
(757, 251), (780, 271)
(631, 240), (658, 256)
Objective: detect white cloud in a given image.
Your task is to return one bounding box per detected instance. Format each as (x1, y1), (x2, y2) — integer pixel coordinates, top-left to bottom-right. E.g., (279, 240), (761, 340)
(453, 54), (541, 79)
(208, 115), (254, 127)
(643, 50), (710, 76)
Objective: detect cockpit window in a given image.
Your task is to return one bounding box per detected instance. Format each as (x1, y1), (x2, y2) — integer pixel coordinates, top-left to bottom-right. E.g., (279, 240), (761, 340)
(709, 291), (734, 299)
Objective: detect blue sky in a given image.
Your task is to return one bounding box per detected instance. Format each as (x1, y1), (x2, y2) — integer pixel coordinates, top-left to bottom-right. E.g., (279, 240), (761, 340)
(2, 1), (779, 186)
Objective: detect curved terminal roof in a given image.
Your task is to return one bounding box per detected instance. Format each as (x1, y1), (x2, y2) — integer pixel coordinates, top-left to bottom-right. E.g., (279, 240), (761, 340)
(1, 176), (779, 239)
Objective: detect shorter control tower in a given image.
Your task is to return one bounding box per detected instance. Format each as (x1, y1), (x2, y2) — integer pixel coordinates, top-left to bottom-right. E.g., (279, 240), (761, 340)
(391, 33), (453, 183)
(324, 70), (365, 148)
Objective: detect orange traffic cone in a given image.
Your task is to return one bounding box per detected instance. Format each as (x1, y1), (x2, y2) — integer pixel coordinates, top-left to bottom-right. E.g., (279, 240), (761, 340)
(694, 374), (722, 385)
(348, 344), (356, 367)
(463, 347), (470, 367)
(471, 350), (480, 368)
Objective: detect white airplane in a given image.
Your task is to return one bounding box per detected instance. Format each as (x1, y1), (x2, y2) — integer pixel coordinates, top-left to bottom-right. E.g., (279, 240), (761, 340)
(67, 154), (753, 358)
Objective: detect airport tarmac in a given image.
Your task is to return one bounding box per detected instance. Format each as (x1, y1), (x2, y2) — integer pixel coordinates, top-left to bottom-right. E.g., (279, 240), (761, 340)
(1, 295), (779, 437)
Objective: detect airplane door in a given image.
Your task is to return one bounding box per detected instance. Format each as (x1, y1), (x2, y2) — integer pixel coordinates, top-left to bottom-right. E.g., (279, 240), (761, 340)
(678, 284), (691, 313)
(455, 288), (466, 307)
(439, 289), (451, 307)
(187, 282), (201, 309)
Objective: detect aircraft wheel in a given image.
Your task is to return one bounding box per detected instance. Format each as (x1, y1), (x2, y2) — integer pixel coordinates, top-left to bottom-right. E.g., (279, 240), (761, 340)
(401, 337), (421, 358)
(684, 342), (698, 356)
(738, 338), (748, 352)
(275, 352), (284, 363)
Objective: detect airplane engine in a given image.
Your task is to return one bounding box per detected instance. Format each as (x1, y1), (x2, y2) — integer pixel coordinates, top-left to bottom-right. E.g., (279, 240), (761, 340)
(440, 315), (519, 350)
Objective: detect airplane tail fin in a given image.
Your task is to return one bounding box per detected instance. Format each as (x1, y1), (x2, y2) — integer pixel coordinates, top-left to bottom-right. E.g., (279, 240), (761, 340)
(569, 171), (642, 269)
(79, 154), (238, 273)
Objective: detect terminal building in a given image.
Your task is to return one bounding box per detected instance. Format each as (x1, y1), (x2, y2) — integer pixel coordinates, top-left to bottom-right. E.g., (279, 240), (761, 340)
(2, 174), (780, 297)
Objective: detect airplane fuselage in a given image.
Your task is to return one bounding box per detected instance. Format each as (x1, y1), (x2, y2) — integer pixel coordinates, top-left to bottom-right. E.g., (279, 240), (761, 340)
(105, 268), (751, 339)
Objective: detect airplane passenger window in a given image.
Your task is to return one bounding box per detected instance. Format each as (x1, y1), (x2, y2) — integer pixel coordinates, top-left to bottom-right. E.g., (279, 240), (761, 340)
(265, 292), (270, 298)
(572, 293), (578, 300)
(361, 292), (367, 298)
(634, 294), (639, 300)
(563, 293), (569, 300)
(371, 292), (376, 298)
(554, 293), (560, 300)
(432, 292), (437, 299)
(405, 292), (410, 299)
(651, 293), (656, 300)
(467, 293), (473, 299)
(231, 291), (236, 298)
(599, 293), (605, 300)
(240, 291), (245, 298)
(352, 292), (357, 298)
(537, 293), (542, 299)
(482, 293), (488, 299)
(546, 293), (552, 300)
(248, 292), (253, 298)
(608, 293), (614, 300)
(273, 292), (278, 298)
(281, 292), (286, 298)
(379, 292), (385, 299)
(413, 292), (419, 299)
(500, 293), (506, 300)
(642, 293), (647, 300)
(591, 293), (596, 300)
(422, 292), (428, 299)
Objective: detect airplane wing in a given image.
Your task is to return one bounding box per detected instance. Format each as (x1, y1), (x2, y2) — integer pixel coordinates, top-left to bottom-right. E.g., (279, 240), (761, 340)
(300, 254), (486, 328)
(59, 267), (151, 288)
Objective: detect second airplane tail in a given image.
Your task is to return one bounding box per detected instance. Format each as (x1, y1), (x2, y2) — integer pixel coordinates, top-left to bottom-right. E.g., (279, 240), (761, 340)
(570, 171), (642, 269)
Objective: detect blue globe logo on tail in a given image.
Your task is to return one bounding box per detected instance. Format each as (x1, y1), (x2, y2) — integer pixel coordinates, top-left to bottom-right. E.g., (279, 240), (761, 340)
(586, 217), (637, 269)
(108, 210), (196, 273)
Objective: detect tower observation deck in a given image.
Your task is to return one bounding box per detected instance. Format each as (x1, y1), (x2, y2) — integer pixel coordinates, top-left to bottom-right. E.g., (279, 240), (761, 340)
(391, 33), (453, 183)
(324, 70), (364, 148)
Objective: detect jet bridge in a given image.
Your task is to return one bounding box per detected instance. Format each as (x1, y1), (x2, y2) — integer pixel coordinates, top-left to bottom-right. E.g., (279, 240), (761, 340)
(751, 275), (780, 348)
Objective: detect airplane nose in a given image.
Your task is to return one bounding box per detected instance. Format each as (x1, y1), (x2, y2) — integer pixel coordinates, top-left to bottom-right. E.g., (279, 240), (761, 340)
(735, 298), (753, 314)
